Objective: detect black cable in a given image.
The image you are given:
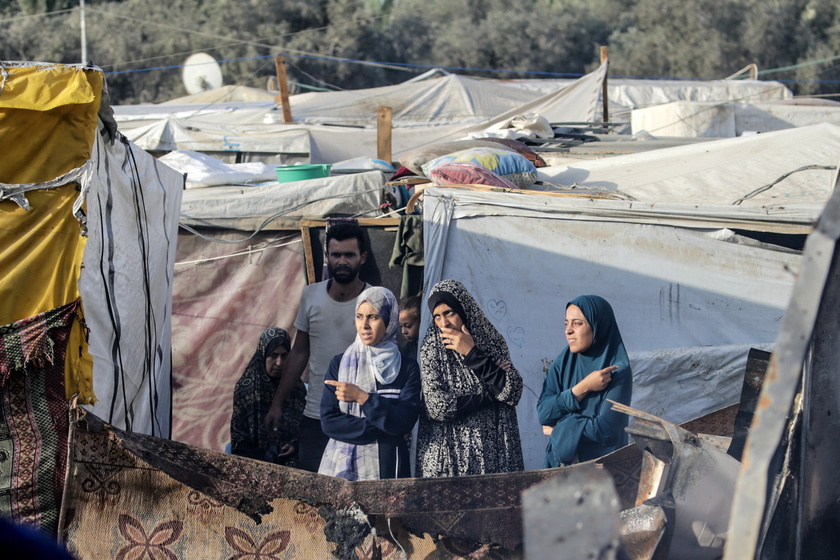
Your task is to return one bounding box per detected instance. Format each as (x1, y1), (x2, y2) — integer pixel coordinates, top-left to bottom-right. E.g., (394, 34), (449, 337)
(731, 164), (837, 205)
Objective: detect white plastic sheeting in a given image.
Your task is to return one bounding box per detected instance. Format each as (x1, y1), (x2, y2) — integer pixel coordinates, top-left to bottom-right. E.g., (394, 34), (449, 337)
(609, 78), (791, 118)
(178, 170), (386, 231)
(123, 116), (311, 154)
(631, 98), (840, 138)
(113, 68), (792, 164)
(537, 123), (840, 227)
(111, 65), (604, 162)
(79, 132), (184, 437)
(276, 73), (573, 127)
(159, 150), (278, 189)
(421, 187), (800, 469)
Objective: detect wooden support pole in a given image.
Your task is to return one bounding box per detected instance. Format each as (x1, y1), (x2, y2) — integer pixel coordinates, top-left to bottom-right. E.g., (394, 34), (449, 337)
(600, 46), (609, 124)
(274, 55), (293, 124)
(377, 106), (393, 164)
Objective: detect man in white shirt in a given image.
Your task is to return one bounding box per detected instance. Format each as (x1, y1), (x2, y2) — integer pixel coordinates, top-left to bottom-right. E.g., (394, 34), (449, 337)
(265, 222), (369, 471)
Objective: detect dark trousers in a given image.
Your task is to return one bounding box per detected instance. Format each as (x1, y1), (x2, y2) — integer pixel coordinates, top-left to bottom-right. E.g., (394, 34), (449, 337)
(297, 415), (330, 472)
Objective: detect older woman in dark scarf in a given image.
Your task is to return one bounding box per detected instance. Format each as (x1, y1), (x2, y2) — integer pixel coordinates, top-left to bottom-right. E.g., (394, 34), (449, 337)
(231, 327), (306, 465)
(416, 279), (524, 477)
(537, 295), (633, 467)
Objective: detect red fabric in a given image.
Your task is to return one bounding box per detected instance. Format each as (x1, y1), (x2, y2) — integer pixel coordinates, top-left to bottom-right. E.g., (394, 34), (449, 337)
(429, 162), (519, 189)
(389, 166), (419, 181)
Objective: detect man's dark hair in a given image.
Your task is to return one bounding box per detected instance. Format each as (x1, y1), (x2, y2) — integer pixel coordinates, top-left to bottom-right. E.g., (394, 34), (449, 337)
(326, 222), (366, 254)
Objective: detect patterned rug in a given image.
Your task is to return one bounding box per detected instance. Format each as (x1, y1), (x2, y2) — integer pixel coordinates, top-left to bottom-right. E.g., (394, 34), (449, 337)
(62, 404), (737, 559)
(62, 408), (651, 559)
(0, 302), (76, 536)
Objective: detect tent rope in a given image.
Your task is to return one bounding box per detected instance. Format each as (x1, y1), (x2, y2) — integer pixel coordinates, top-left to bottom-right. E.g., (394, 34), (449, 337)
(731, 164), (837, 205)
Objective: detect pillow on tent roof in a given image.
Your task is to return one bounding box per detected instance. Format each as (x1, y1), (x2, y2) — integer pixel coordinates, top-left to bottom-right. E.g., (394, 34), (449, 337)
(429, 162), (519, 189)
(421, 147), (538, 189)
(399, 139), (517, 175)
(477, 137), (548, 168)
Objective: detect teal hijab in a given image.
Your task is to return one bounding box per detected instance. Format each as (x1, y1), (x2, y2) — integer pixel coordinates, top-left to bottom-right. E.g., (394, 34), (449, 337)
(539, 295), (632, 466)
(569, 295), (629, 376)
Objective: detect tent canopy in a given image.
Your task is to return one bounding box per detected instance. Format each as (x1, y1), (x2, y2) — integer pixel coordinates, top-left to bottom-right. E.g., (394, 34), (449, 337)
(537, 123), (840, 228)
(421, 185), (801, 469)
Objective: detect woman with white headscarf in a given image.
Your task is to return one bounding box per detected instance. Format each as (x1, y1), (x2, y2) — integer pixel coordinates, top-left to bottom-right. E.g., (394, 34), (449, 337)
(319, 286), (422, 480)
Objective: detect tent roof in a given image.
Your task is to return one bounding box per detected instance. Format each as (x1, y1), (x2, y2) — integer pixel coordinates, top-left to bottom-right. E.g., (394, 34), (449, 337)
(160, 84), (276, 104)
(178, 170), (386, 231)
(116, 73), (791, 128)
(536, 123), (840, 225)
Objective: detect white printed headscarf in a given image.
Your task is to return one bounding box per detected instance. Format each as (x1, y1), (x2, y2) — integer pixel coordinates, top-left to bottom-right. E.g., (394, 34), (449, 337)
(319, 286), (401, 480)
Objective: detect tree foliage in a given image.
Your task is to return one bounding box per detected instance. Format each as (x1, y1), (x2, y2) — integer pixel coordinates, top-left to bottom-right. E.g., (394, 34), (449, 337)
(0, 0), (837, 103)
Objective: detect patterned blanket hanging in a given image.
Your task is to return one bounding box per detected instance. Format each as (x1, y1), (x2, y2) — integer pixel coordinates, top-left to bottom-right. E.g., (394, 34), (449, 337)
(0, 301), (77, 536)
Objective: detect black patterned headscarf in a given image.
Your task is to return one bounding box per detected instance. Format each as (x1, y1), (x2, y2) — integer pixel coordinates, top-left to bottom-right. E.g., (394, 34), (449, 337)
(420, 279), (513, 407)
(230, 327), (292, 458)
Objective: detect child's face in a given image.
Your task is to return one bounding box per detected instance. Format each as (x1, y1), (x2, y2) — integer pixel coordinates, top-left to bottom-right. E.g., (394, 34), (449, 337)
(399, 310), (420, 342)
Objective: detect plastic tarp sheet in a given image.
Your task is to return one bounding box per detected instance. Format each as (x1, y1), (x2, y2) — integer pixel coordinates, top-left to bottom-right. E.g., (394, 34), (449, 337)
(158, 149), (278, 188)
(178, 170), (386, 231)
(113, 68), (605, 162)
(608, 78), (791, 117)
(149, 74), (790, 129)
(421, 187), (800, 469)
(0, 63), (101, 205)
(631, 99), (840, 137)
(123, 115), (311, 153)
(271, 73), (568, 127)
(536, 123), (840, 227)
(1, 63), (99, 403)
(0, 64), (96, 111)
(170, 230), (306, 451)
(78, 132), (183, 437)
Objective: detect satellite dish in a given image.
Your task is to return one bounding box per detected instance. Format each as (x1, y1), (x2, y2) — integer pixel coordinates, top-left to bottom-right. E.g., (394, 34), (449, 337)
(182, 53), (223, 94)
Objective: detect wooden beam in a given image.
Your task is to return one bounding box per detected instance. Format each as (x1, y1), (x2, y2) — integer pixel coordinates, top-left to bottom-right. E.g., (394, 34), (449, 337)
(377, 106), (393, 164)
(274, 55), (293, 124)
(300, 223), (316, 284)
(600, 46), (609, 124)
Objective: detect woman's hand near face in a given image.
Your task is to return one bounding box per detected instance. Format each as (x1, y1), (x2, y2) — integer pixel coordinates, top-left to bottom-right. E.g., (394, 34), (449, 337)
(278, 443), (295, 458)
(440, 325), (476, 355)
(572, 365), (618, 402)
(325, 380), (369, 405)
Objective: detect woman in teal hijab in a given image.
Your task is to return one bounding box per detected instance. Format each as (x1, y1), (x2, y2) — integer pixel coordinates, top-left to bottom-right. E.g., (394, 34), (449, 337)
(537, 295), (632, 467)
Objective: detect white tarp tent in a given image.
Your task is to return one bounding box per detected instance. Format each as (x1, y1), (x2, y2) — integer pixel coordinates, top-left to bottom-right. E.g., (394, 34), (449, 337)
(610, 78), (791, 118)
(124, 117), (312, 155)
(178, 170), (386, 231)
(421, 186), (801, 470)
(537, 123), (840, 228)
(632, 98), (840, 138)
(112, 66), (793, 164)
(112, 65), (795, 164)
(113, 66), (608, 163)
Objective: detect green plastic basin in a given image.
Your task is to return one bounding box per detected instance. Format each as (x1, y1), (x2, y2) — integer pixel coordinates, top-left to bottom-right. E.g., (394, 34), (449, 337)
(275, 164), (332, 183)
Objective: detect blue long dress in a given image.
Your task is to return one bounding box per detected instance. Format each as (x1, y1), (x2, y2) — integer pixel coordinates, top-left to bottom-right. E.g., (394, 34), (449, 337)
(537, 295), (633, 467)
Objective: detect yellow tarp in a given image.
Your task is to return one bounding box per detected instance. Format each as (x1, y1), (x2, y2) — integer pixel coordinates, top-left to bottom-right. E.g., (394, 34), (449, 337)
(0, 65), (102, 185)
(0, 65), (95, 111)
(0, 64), (102, 402)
